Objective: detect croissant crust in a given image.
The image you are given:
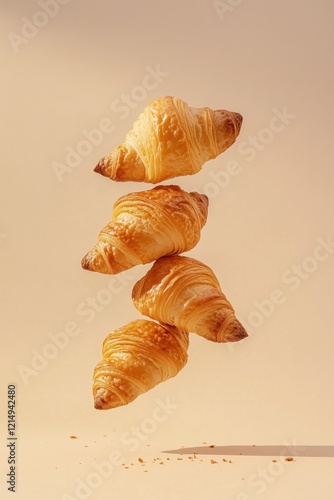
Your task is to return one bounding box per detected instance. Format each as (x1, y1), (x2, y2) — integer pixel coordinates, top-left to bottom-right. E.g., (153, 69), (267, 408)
(94, 95), (243, 183)
(132, 255), (247, 343)
(81, 185), (208, 274)
(93, 319), (189, 410)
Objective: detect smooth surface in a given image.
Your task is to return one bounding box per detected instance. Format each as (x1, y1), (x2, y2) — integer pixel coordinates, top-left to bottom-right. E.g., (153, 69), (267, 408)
(1, 1), (334, 499)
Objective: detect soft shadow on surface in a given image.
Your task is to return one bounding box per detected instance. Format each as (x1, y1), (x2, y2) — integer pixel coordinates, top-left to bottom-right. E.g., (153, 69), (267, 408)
(163, 445), (334, 458)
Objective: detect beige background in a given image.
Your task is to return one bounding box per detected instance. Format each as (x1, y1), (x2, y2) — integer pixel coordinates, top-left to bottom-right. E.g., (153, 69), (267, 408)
(1, 1), (334, 499)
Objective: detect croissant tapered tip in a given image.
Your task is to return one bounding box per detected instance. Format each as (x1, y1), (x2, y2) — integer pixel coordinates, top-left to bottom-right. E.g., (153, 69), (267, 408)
(81, 248), (108, 273)
(94, 397), (107, 410)
(234, 112), (243, 132)
(236, 322), (248, 340)
(94, 387), (123, 410)
(81, 254), (91, 270)
(94, 161), (102, 174)
(94, 391), (109, 410)
(228, 320), (248, 342)
(218, 319), (248, 343)
(94, 399), (103, 410)
(94, 156), (109, 176)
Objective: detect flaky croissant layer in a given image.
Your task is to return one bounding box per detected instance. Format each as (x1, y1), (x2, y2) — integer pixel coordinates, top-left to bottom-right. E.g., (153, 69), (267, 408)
(93, 320), (189, 410)
(132, 255), (248, 343)
(81, 185), (208, 275)
(94, 95), (243, 183)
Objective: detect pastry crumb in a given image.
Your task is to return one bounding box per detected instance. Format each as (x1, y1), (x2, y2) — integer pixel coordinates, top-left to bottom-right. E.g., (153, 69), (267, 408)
(138, 458), (144, 463)
(70, 435), (78, 439)
(210, 459), (218, 464)
(285, 457), (294, 462)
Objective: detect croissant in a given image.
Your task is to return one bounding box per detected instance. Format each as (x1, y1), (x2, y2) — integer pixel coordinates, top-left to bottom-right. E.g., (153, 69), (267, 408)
(94, 95), (243, 183)
(81, 185), (208, 274)
(93, 319), (189, 409)
(132, 255), (248, 343)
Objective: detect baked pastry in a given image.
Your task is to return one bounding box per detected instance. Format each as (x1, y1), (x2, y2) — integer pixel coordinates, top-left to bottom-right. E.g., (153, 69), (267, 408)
(81, 185), (208, 274)
(94, 95), (243, 183)
(93, 319), (189, 409)
(132, 255), (247, 343)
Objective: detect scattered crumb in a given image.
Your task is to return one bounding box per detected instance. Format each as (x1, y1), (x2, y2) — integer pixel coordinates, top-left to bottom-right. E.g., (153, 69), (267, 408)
(272, 459), (277, 463)
(70, 435), (78, 439)
(118, 452), (239, 470)
(209, 445), (215, 448)
(285, 457), (294, 462)
(84, 445), (88, 448)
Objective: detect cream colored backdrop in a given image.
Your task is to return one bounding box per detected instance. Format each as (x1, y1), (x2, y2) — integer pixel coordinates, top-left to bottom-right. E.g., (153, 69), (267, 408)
(1, 1), (334, 499)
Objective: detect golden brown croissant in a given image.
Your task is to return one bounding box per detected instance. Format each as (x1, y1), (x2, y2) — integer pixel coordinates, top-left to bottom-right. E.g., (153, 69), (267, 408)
(93, 319), (189, 409)
(132, 255), (248, 343)
(94, 95), (243, 183)
(81, 185), (208, 274)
